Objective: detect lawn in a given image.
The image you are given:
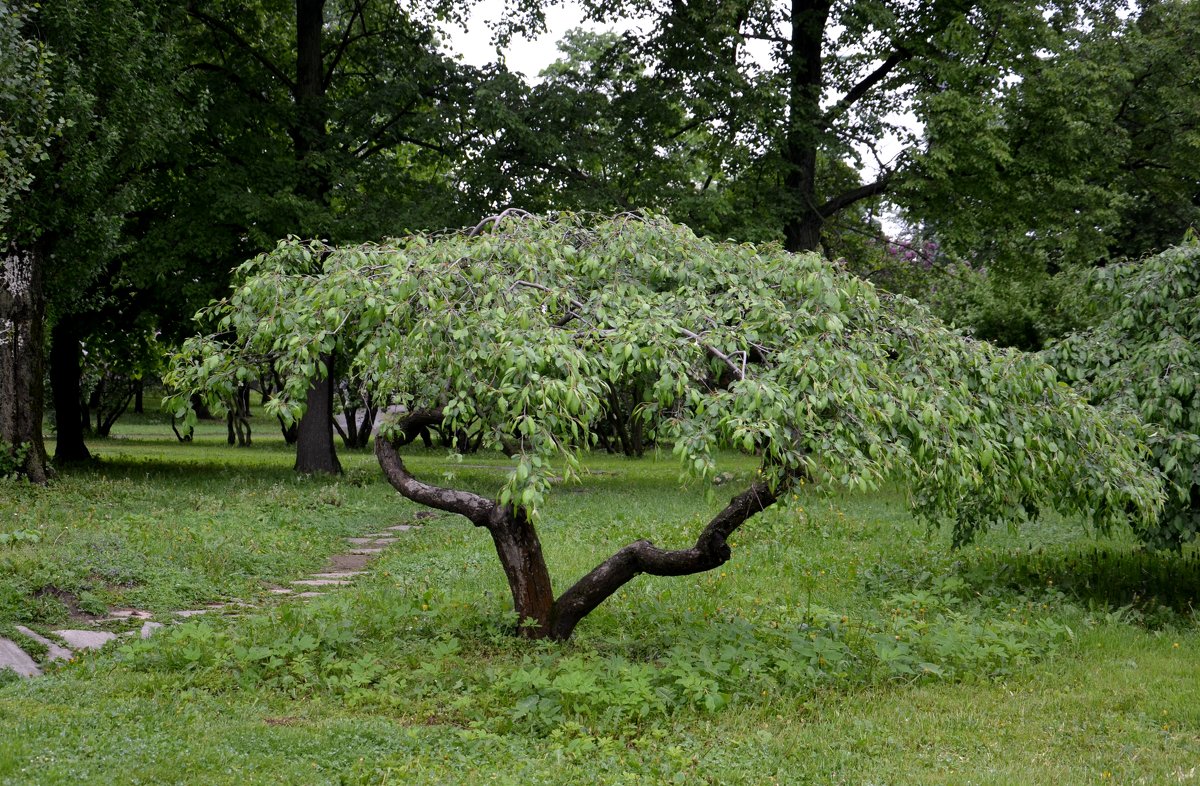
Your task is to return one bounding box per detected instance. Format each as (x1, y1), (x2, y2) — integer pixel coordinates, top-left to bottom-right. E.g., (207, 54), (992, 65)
(0, 412), (1197, 784)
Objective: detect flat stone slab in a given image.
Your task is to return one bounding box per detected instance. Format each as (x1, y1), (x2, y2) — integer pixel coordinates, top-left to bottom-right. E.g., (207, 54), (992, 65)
(385, 524), (416, 532)
(346, 537), (397, 546)
(295, 592), (325, 598)
(139, 622), (163, 639)
(174, 609), (208, 618)
(326, 554), (372, 570)
(310, 571), (364, 579)
(52, 630), (117, 651)
(268, 588), (294, 595)
(291, 579), (351, 587)
(0, 638), (41, 677)
(15, 626), (73, 662)
(108, 609), (154, 620)
(348, 548), (383, 555)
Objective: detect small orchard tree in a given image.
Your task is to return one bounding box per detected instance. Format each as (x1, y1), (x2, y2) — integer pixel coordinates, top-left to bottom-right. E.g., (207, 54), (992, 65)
(1045, 241), (1200, 549)
(167, 214), (1162, 640)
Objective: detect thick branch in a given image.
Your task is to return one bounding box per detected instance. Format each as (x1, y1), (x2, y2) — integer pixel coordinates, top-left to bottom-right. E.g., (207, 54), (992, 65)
(549, 481), (777, 639)
(816, 171), (894, 218)
(186, 5), (297, 92)
(819, 48), (911, 130)
(322, 0), (367, 91)
(676, 327), (745, 381)
(375, 433), (497, 526)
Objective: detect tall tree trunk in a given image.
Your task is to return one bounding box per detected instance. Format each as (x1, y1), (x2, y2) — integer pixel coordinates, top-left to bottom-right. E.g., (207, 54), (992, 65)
(288, 0), (340, 473)
(0, 246), (52, 482)
(49, 318), (90, 463)
(293, 367), (340, 474)
(782, 0), (833, 253)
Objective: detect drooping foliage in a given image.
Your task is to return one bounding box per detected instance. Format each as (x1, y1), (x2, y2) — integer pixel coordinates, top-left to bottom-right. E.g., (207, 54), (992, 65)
(167, 214), (1161, 637)
(1045, 242), (1200, 549)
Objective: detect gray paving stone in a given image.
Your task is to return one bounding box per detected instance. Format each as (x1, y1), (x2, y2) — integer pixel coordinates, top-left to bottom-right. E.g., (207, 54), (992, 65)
(52, 630), (117, 651)
(291, 579), (351, 586)
(347, 537), (397, 546)
(310, 571), (364, 579)
(174, 609), (208, 618)
(0, 637), (41, 677)
(386, 524), (415, 532)
(348, 548), (383, 555)
(295, 592), (325, 598)
(269, 588), (294, 595)
(139, 622), (163, 639)
(14, 626), (72, 662)
(108, 609), (153, 620)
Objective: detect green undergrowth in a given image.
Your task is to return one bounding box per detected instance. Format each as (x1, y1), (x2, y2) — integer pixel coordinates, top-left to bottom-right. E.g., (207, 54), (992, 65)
(1, 419), (1197, 783)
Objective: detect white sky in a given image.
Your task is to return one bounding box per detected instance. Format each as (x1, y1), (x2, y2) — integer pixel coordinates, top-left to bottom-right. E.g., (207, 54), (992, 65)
(441, 2), (640, 80)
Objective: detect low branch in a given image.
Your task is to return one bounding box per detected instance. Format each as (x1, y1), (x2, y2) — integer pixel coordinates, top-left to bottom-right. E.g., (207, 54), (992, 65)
(550, 481), (777, 639)
(376, 432), (497, 526)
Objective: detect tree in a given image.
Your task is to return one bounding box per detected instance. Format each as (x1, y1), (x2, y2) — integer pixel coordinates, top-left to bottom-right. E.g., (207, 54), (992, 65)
(1044, 241), (1200, 550)
(0, 1), (59, 482)
(898, 0), (1200, 349)
(167, 214), (1162, 640)
(494, 0), (1125, 255)
(181, 0), (486, 473)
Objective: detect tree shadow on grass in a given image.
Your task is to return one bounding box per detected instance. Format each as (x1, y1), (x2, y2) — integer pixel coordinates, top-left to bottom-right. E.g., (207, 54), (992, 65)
(958, 546), (1200, 626)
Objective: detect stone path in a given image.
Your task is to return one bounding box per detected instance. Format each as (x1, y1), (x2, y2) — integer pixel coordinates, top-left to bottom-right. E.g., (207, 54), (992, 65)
(0, 515), (433, 679)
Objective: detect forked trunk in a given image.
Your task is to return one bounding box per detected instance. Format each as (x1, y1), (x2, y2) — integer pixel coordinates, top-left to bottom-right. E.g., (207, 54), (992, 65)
(376, 430), (779, 641)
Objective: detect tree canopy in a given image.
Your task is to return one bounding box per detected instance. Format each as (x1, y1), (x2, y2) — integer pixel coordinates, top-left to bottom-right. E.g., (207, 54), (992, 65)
(1045, 241), (1200, 549)
(167, 213), (1162, 638)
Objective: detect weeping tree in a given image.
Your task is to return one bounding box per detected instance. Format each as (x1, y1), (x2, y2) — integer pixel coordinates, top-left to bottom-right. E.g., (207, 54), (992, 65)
(1045, 241), (1200, 550)
(167, 214), (1162, 640)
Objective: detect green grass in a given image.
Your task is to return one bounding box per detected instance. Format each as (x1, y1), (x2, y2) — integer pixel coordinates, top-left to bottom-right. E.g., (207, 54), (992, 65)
(0, 413), (1197, 784)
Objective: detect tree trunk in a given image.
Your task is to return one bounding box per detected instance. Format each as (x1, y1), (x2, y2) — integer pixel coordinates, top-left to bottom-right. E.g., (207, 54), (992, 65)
(376, 430), (780, 642)
(781, 0), (833, 253)
(0, 246), (52, 482)
(293, 367), (340, 474)
(49, 318), (90, 463)
(133, 380), (143, 414)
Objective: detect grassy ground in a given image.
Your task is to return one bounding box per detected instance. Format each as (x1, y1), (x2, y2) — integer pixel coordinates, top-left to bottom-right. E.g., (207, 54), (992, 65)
(0, 412), (1197, 784)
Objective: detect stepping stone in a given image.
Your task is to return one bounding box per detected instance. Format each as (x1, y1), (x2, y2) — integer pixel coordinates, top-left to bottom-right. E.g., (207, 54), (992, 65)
(310, 571), (364, 579)
(108, 609), (153, 620)
(348, 548), (383, 555)
(174, 609), (208, 618)
(139, 622), (163, 639)
(386, 524), (416, 532)
(268, 588), (294, 595)
(52, 630), (117, 651)
(14, 626), (73, 662)
(291, 579), (351, 587)
(295, 592), (325, 598)
(360, 533), (389, 538)
(347, 537), (397, 546)
(0, 638), (40, 678)
(326, 554), (372, 570)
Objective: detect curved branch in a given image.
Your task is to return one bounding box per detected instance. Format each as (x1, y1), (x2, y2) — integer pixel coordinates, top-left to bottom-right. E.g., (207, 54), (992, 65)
(375, 433), (497, 526)
(468, 208), (533, 237)
(549, 481), (777, 639)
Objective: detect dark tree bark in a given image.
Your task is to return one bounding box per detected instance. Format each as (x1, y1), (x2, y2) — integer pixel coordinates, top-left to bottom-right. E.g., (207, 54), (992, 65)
(133, 380), (144, 414)
(49, 318), (90, 463)
(376, 428), (779, 641)
(294, 367), (341, 474)
(0, 246), (52, 482)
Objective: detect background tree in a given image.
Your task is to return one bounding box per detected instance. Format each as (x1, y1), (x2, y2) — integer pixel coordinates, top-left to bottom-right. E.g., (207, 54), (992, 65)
(1045, 241), (1200, 550)
(496, 0), (1130, 255)
(167, 214), (1162, 640)
(0, 0), (59, 481)
(900, 0), (1199, 348)
(181, 0), (488, 473)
